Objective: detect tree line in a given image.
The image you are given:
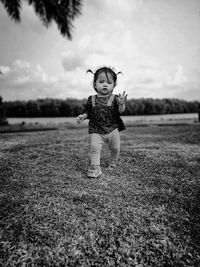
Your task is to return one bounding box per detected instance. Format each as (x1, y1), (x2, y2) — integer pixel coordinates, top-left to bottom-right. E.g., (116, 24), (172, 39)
(3, 98), (200, 118)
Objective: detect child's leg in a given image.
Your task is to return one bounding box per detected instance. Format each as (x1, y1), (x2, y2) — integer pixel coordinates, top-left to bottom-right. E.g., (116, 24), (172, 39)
(108, 129), (120, 162)
(90, 133), (104, 166)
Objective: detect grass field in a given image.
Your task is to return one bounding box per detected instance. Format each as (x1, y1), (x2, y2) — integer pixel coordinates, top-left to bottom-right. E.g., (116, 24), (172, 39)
(0, 123), (200, 266)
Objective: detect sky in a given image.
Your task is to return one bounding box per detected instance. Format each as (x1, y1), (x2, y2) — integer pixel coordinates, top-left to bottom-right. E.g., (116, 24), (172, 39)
(0, 0), (200, 101)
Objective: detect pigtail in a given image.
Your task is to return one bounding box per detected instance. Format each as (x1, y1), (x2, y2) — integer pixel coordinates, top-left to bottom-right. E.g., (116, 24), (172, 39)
(86, 69), (94, 75)
(116, 71), (122, 76)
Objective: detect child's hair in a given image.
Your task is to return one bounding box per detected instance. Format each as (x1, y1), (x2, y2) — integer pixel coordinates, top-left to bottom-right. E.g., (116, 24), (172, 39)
(87, 67), (122, 92)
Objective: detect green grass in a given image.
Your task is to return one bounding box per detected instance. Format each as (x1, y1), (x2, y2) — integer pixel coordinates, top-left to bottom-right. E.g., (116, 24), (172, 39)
(0, 124), (200, 266)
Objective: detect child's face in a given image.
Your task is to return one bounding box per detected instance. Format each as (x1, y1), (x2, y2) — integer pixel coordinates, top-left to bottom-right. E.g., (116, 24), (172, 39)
(95, 72), (115, 95)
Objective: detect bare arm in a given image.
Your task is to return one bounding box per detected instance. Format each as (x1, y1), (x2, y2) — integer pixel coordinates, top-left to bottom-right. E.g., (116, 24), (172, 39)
(76, 96), (92, 124)
(76, 113), (88, 124)
(117, 91), (127, 114)
(118, 103), (126, 114)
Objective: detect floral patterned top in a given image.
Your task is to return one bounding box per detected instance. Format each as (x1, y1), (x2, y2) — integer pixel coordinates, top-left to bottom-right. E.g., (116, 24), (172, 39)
(84, 94), (125, 134)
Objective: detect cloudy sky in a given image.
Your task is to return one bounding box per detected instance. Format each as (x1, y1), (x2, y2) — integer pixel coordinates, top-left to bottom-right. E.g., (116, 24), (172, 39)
(0, 0), (200, 101)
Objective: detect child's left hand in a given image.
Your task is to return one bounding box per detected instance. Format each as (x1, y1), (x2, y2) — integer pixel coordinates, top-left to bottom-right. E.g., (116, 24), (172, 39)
(117, 91), (128, 105)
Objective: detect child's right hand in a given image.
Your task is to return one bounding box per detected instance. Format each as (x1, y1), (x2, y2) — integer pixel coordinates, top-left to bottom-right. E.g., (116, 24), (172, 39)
(76, 114), (85, 124)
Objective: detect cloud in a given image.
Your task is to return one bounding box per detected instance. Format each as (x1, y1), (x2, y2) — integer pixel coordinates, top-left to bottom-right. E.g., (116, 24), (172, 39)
(1, 0), (200, 101)
(5, 60), (49, 85)
(61, 51), (86, 71)
(131, 63), (188, 87)
(0, 60), (55, 100)
(0, 65), (10, 75)
(0, 60), (92, 101)
(0, 57), (195, 102)
(164, 65), (188, 86)
(121, 62), (194, 99)
(86, 0), (143, 17)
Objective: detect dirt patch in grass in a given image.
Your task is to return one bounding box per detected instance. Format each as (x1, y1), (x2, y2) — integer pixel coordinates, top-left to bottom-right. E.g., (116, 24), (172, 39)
(0, 125), (200, 266)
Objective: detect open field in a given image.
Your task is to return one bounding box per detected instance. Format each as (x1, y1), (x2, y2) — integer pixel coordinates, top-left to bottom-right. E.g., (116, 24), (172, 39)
(0, 123), (200, 266)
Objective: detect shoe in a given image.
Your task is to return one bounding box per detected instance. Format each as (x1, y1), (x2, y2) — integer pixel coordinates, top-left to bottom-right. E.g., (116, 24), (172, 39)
(108, 161), (117, 170)
(87, 165), (102, 178)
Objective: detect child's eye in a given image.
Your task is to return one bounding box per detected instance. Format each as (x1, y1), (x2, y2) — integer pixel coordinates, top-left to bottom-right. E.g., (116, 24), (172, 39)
(98, 79), (113, 84)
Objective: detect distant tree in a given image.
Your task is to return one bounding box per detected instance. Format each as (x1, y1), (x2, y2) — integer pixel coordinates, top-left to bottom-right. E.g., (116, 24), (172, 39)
(27, 100), (42, 117)
(198, 103), (200, 122)
(0, 96), (8, 125)
(0, 71), (8, 125)
(0, 0), (82, 39)
(60, 100), (72, 116)
(4, 98), (200, 118)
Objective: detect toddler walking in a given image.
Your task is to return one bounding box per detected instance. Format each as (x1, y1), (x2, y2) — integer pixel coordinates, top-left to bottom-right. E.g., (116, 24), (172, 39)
(77, 67), (127, 178)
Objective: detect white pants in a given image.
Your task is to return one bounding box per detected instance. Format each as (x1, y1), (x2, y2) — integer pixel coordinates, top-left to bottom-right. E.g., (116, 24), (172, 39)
(90, 128), (120, 166)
